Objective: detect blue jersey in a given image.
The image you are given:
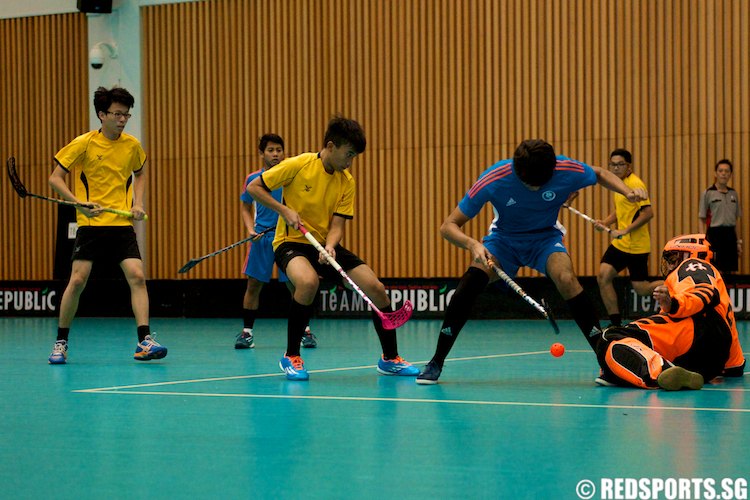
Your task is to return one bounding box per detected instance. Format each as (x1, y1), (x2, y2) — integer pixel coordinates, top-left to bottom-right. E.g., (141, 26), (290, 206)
(458, 155), (597, 236)
(241, 170), (283, 232)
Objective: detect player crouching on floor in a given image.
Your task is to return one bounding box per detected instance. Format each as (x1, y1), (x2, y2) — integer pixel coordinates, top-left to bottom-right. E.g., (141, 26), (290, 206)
(595, 234), (745, 390)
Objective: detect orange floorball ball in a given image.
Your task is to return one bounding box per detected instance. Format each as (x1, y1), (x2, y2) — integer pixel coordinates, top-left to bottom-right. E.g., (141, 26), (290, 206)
(550, 342), (565, 357)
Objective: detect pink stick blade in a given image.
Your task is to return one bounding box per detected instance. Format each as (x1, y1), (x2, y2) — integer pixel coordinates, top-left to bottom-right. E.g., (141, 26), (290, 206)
(379, 300), (413, 329)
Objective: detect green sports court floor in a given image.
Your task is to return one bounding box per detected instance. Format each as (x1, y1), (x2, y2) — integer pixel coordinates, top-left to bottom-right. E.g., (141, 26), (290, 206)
(1, 317), (748, 499)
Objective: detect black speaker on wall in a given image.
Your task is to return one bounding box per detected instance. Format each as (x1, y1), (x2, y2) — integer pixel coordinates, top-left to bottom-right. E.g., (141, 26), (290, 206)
(77, 0), (112, 14)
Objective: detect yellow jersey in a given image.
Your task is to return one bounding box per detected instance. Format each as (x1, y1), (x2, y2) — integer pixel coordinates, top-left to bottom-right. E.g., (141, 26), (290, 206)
(261, 153), (355, 250)
(54, 130), (146, 227)
(260, 152), (355, 249)
(612, 173), (651, 254)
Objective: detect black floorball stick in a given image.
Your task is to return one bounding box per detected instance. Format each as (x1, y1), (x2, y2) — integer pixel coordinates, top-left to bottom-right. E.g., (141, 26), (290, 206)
(488, 259), (560, 335)
(178, 228), (274, 273)
(7, 156), (144, 219)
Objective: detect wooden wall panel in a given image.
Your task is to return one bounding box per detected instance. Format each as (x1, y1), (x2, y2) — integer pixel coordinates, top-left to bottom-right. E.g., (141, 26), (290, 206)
(141, 0), (749, 279)
(0, 14), (88, 280)
(4, 1), (748, 282)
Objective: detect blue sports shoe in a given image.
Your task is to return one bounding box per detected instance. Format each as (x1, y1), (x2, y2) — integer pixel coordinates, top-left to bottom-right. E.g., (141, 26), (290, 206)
(134, 334), (168, 361)
(279, 355), (309, 381)
(49, 340), (68, 365)
(377, 355), (420, 376)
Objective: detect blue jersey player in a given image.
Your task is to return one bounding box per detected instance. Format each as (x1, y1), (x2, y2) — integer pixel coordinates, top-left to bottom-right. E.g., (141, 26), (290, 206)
(235, 134), (316, 349)
(416, 139), (648, 384)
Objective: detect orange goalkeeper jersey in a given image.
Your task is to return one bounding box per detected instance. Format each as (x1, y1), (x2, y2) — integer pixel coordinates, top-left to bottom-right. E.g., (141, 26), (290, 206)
(629, 258), (745, 374)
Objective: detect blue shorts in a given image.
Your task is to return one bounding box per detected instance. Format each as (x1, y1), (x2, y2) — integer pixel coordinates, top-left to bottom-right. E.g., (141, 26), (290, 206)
(243, 231), (288, 283)
(483, 229), (568, 277)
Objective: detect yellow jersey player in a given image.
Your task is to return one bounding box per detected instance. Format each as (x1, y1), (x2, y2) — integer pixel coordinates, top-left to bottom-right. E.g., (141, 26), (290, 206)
(594, 148), (663, 327)
(247, 116), (418, 381)
(47, 87), (165, 364)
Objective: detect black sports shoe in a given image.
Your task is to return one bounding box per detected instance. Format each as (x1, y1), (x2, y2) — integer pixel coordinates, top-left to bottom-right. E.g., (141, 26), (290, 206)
(301, 326), (317, 348)
(594, 369), (618, 387)
(235, 329), (254, 349)
(416, 360), (442, 385)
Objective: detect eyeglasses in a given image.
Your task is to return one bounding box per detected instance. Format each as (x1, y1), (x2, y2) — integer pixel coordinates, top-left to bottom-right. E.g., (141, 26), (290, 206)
(608, 161), (628, 168)
(105, 111), (132, 120)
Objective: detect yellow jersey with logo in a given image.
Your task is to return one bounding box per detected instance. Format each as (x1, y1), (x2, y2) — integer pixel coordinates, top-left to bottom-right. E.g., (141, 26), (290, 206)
(260, 152), (355, 249)
(54, 130), (146, 227)
(612, 173), (651, 254)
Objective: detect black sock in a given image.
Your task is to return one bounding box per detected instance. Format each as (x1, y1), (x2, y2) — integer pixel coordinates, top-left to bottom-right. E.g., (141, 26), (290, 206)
(608, 314), (621, 327)
(57, 327), (70, 342)
(287, 299), (314, 357)
(432, 267), (489, 366)
(137, 325), (151, 343)
(373, 306), (398, 360)
(243, 308), (256, 330)
(566, 291), (602, 351)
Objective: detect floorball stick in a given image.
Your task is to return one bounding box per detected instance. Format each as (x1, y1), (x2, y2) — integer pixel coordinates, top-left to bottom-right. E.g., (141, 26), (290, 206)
(298, 223), (413, 329)
(488, 259), (560, 335)
(7, 156), (144, 219)
(562, 204), (621, 239)
(178, 228), (274, 273)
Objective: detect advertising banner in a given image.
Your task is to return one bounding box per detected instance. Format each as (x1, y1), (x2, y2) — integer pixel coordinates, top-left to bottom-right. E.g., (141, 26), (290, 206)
(1, 277), (749, 320)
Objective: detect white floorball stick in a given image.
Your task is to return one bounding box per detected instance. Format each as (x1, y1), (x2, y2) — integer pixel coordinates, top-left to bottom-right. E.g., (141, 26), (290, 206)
(562, 204), (622, 239)
(488, 259), (560, 335)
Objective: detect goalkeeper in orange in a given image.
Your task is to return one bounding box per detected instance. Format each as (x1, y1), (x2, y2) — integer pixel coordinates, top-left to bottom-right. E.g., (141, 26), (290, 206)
(595, 234), (745, 390)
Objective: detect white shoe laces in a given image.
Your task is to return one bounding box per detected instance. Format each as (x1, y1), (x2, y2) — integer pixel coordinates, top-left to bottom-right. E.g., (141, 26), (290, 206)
(143, 334), (161, 346)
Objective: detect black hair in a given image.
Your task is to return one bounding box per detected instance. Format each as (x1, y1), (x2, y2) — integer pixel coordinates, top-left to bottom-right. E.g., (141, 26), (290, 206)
(610, 148), (632, 163)
(323, 115), (366, 153)
(513, 139), (556, 187)
(715, 159), (733, 173)
(93, 86), (135, 115)
(258, 133), (284, 152)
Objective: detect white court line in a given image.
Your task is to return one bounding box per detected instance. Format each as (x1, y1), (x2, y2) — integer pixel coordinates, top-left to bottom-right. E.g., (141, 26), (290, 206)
(75, 350), (551, 392)
(73, 350), (750, 413)
(71, 390), (750, 413)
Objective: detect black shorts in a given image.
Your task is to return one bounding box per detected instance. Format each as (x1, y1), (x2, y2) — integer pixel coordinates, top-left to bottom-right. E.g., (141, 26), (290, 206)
(275, 241), (365, 283)
(706, 226), (738, 273)
(72, 226), (142, 263)
(674, 312), (733, 381)
(600, 245), (649, 281)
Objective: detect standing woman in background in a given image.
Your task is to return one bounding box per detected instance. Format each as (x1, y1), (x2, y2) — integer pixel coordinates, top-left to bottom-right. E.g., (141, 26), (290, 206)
(699, 159), (742, 275)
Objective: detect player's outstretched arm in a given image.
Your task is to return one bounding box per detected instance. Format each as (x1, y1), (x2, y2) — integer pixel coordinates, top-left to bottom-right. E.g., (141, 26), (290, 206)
(247, 176), (300, 228)
(592, 166), (648, 201)
(440, 206), (492, 265)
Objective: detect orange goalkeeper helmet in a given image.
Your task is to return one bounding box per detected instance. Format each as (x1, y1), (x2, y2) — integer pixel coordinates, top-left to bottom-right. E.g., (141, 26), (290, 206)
(661, 234), (714, 275)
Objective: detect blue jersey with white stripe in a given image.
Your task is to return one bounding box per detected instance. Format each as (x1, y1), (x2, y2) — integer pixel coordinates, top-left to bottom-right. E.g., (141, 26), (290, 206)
(241, 170), (283, 232)
(458, 155), (597, 235)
